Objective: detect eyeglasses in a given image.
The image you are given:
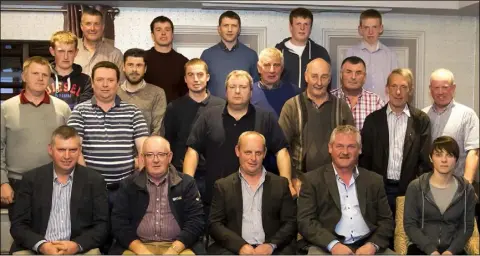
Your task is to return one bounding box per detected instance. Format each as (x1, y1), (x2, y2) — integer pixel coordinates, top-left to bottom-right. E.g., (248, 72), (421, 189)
(143, 152), (170, 160)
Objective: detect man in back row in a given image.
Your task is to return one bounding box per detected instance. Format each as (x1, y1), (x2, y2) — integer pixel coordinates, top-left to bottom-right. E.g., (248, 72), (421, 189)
(276, 8), (331, 90)
(201, 11), (259, 99)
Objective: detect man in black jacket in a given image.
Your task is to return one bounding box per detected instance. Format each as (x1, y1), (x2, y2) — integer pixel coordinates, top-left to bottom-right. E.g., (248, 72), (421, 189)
(208, 131), (297, 255)
(110, 136), (205, 255)
(10, 125), (108, 255)
(275, 8), (331, 91)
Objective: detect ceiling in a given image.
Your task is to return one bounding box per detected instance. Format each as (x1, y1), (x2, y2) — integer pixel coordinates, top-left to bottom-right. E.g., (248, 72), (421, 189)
(1, 0), (479, 16)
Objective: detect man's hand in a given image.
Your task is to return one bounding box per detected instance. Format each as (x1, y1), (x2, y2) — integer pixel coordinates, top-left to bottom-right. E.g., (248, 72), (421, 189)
(239, 244), (255, 255)
(431, 251), (440, 255)
(163, 247), (179, 255)
(38, 242), (63, 255)
(288, 182), (297, 198)
(254, 244), (274, 255)
(441, 251), (452, 255)
(355, 243), (376, 255)
(51, 240), (79, 255)
(292, 178), (302, 194)
(331, 243), (354, 255)
(0, 183), (14, 205)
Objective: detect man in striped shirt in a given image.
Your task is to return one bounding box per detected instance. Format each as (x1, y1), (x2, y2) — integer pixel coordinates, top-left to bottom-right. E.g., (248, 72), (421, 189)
(10, 125), (108, 255)
(67, 61), (149, 200)
(331, 56), (385, 130)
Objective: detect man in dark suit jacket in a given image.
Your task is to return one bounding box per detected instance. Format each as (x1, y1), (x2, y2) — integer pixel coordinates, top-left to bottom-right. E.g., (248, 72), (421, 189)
(359, 68), (431, 213)
(208, 131), (297, 255)
(9, 125), (108, 255)
(298, 125), (394, 255)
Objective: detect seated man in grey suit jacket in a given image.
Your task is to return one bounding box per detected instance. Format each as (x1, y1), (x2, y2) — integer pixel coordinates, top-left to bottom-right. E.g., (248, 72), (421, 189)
(9, 125), (108, 255)
(208, 131), (297, 255)
(298, 125), (394, 255)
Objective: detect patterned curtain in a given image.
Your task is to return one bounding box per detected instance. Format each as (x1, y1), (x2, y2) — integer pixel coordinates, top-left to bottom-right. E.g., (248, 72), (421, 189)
(63, 4), (83, 38)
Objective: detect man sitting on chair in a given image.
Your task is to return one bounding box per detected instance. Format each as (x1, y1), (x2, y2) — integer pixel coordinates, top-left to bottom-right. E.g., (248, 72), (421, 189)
(404, 136), (476, 255)
(9, 125), (108, 255)
(208, 131), (297, 255)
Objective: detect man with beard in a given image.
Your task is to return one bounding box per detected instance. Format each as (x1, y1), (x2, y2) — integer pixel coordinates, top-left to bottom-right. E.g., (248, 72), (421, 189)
(144, 16), (189, 103)
(200, 11), (259, 99)
(117, 48), (167, 135)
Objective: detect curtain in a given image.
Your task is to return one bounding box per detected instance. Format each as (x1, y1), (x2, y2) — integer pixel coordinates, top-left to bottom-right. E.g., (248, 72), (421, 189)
(62, 4), (120, 42)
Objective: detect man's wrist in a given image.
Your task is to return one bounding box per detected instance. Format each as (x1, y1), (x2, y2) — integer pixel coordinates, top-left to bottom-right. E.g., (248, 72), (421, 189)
(327, 240), (340, 252)
(269, 243), (277, 251)
(368, 242), (379, 252)
(33, 240), (47, 252)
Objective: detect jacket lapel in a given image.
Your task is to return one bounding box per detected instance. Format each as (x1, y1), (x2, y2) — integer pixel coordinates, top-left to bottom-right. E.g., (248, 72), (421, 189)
(233, 175), (243, 231)
(324, 166), (341, 210)
(261, 174), (271, 224)
(355, 169), (367, 216)
(402, 108), (415, 165)
(41, 166), (54, 234)
(379, 107), (390, 161)
(70, 165), (85, 224)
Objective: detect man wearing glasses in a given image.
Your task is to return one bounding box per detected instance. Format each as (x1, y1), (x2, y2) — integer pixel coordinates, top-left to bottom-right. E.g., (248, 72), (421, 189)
(330, 56), (385, 131)
(359, 68), (432, 214)
(110, 136), (205, 255)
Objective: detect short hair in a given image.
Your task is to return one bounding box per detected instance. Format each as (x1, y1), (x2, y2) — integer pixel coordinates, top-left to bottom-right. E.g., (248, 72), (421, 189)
(218, 11), (241, 27)
(359, 9), (382, 25)
(50, 31), (78, 49)
(91, 61), (120, 82)
(150, 16), (174, 33)
(50, 125), (80, 146)
(341, 56), (366, 70)
(430, 136), (460, 160)
(184, 58), (209, 75)
(23, 56), (52, 73)
(123, 48), (146, 64)
(237, 131), (267, 152)
(430, 68), (455, 85)
(225, 70), (253, 89)
(81, 7), (103, 21)
(258, 48), (284, 66)
(142, 135), (171, 154)
(329, 125), (362, 148)
(387, 68), (414, 88)
(289, 8), (313, 25)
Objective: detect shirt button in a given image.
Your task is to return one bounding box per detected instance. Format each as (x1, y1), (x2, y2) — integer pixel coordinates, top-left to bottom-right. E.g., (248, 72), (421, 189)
(156, 210), (159, 213)
(156, 198), (159, 201)
(156, 222), (159, 225)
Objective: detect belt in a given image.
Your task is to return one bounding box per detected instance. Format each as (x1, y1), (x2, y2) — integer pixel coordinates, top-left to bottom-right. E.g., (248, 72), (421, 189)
(386, 179), (400, 185)
(106, 182), (120, 191)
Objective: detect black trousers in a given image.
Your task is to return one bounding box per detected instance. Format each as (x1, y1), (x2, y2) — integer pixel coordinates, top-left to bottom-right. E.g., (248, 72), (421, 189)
(407, 244), (466, 255)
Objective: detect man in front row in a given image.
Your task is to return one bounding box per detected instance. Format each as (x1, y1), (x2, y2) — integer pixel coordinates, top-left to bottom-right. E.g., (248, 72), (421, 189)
(10, 125), (108, 255)
(208, 131), (297, 255)
(298, 125), (394, 255)
(110, 136), (205, 255)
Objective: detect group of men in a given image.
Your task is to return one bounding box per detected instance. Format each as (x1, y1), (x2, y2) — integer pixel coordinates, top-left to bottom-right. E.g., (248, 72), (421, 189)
(0, 5), (479, 256)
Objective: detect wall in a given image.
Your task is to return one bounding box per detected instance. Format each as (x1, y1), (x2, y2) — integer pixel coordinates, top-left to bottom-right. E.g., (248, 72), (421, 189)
(1, 7), (478, 111)
(475, 16), (479, 114)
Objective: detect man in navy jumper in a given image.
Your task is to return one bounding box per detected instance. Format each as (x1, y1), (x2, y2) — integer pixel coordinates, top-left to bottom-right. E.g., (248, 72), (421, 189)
(251, 48), (299, 118)
(200, 11), (259, 99)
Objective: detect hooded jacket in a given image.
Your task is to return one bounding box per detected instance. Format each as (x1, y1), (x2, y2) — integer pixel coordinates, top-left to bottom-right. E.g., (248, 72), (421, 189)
(403, 172), (477, 254)
(49, 63), (93, 109)
(275, 37), (331, 91)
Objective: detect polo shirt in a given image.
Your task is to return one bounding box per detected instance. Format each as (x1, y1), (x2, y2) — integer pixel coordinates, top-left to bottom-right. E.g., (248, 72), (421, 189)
(163, 93), (225, 173)
(67, 96), (149, 184)
(186, 104), (288, 203)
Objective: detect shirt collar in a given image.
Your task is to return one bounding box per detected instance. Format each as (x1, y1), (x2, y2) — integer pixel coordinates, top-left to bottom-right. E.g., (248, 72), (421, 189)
(147, 172), (169, 186)
(218, 40), (239, 52)
(120, 80), (146, 93)
(432, 100), (455, 114)
(238, 167), (267, 183)
(332, 163), (360, 180)
(386, 103), (411, 117)
(223, 103), (255, 116)
(360, 41), (382, 52)
(257, 80), (282, 90)
(336, 88), (367, 99)
(305, 91), (333, 108)
(19, 89), (51, 106)
(53, 168), (75, 183)
(80, 37), (106, 51)
(91, 95), (122, 108)
(188, 91), (212, 105)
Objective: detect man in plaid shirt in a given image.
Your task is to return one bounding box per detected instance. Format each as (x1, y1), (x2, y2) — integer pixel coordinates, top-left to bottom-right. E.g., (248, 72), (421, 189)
(331, 56), (385, 130)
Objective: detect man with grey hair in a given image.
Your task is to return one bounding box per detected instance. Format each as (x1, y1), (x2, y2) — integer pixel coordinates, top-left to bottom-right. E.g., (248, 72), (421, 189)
(251, 48), (299, 117)
(422, 68), (479, 184)
(298, 125), (394, 255)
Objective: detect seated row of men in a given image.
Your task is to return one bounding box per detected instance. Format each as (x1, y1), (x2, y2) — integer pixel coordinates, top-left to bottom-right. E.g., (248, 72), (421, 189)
(8, 125), (477, 255)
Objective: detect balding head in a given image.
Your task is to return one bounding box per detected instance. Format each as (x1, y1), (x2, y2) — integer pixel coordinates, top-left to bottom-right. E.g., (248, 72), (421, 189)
(305, 58), (331, 99)
(429, 68), (456, 109)
(142, 136), (172, 179)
